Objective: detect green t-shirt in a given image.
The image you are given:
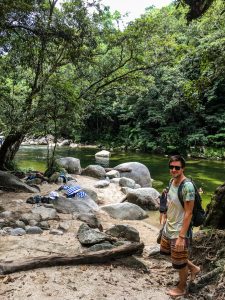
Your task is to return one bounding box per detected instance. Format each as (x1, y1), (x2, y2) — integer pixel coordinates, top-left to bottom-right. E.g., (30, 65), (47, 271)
(164, 181), (195, 239)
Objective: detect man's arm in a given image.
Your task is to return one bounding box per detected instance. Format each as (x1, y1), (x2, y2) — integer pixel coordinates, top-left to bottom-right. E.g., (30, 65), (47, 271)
(179, 200), (194, 237)
(175, 200), (194, 250)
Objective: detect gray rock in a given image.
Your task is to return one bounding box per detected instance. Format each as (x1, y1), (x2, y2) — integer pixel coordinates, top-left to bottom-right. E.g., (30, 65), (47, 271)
(28, 220), (39, 226)
(95, 150), (111, 158)
(120, 187), (133, 195)
(32, 206), (57, 220)
(101, 203), (148, 220)
(58, 139), (70, 146)
(110, 178), (120, 184)
(20, 213), (41, 224)
(119, 177), (136, 188)
(77, 223), (107, 245)
(126, 188), (160, 210)
(66, 180), (78, 186)
(0, 218), (7, 229)
(205, 294), (214, 300)
(148, 245), (160, 256)
(134, 184), (141, 189)
(37, 137), (48, 145)
(115, 256), (149, 272)
(48, 172), (60, 183)
(94, 180), (110, 188)
(43, 203), (54, 209)
(81, 165), (106, 179)
(106, 170), (120, 179)
(26, 226), (43, 234)
(114, 162), (152, 187)
(56, 157), (81, 174)
(0, 229), (7, 236)
(39, 221), (50, 230)
(26, 178), (42, 185)
(52, 196), (96, 214)
(2, 227), (12, 233)
(87, 241), (114, 252)
(81, 188), (99, 203)
(49, 229), (64, 235)
(0, 171), (39, 193)
(76, 213), (102, 230)
(95, 156), (109, 168)
(105, 224), (140, 242)
(15, 220), (26, 229)
(0, 211), (13, 218)
(58, 222), (70, 232)
(9, 227), (26, 236)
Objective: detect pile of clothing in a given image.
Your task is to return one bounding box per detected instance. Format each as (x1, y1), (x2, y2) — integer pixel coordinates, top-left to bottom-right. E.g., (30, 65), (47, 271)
(58, 185), (87, 198)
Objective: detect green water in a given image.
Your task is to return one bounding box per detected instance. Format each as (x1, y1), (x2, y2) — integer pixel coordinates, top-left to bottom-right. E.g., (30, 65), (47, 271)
(15, 146), (225, 207)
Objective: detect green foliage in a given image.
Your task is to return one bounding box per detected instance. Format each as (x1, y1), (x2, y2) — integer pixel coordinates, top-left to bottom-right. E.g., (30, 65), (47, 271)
(4, 160), (19, 172)
(44, 159), (63, 178)
(82, 0), (225, 157)
(0, 0), (225, 164)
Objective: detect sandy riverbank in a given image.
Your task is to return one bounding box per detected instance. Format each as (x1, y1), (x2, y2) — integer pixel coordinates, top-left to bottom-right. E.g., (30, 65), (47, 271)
(0, 175), (176, 300)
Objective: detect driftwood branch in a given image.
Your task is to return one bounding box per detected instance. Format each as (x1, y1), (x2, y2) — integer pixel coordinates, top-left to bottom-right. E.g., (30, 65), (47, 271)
(0, 242), (144, 275)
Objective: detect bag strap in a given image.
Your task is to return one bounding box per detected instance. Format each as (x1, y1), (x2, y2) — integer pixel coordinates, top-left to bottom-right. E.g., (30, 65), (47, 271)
(177, 178), (190, 208)
(171, 177), (193, 207)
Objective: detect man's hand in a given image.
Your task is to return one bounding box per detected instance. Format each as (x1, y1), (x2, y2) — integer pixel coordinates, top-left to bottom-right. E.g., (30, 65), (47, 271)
(160, 213), (167, 225)
(175, 237), (185, 251)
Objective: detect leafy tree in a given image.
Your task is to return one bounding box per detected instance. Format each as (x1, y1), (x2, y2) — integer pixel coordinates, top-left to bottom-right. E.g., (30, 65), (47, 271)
(0, 0), (150, 169)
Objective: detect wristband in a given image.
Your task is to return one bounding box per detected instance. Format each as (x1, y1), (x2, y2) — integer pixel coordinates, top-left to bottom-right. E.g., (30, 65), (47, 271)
(179, 235), (186, 239)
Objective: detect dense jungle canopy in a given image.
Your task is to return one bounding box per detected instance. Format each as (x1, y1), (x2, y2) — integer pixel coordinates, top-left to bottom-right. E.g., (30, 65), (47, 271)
(0, 0), (225, 170)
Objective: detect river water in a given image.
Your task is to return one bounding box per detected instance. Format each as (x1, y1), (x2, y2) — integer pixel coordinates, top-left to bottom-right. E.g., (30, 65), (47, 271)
(15, 145), (225, 207)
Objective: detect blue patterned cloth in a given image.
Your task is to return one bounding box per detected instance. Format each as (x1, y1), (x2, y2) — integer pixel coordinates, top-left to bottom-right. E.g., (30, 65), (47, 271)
(62, 185), (87, 198)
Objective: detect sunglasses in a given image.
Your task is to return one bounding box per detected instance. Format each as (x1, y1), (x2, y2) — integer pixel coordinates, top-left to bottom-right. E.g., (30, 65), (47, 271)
(169, 165), (182, 170)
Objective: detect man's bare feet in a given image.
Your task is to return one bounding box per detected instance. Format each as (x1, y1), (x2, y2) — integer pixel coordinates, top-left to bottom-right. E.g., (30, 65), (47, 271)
(190, 266), (201, 281)
(166, 287), (187, 297)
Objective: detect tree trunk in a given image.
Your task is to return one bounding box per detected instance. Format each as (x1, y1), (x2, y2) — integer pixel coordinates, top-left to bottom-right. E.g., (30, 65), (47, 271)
(0, 242), (144, 275)
(183, 0), (214, 21)
(204, 182), (225, 229)
(0, 132), (25, 170)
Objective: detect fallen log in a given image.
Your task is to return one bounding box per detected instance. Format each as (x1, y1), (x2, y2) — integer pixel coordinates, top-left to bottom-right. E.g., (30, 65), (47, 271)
(0, 242), (144, 275)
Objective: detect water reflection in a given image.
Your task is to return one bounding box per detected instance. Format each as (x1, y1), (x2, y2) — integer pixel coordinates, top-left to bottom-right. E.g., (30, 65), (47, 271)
(95, 156), (109, 167)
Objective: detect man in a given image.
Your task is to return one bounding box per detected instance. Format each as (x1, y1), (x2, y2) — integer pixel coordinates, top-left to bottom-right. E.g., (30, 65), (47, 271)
(160, 155), (200, 297)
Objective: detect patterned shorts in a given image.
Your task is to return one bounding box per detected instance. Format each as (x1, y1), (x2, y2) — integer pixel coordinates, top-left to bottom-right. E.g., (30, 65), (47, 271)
(160, 234), (189, 269)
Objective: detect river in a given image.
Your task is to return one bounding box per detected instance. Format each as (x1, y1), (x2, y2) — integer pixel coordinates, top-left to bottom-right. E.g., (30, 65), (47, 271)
(15, 145), (225, 207)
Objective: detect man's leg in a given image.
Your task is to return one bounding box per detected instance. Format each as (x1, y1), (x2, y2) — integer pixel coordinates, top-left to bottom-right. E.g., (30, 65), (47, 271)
(167, 238), (189, 296)
(187, 260), (201, 281)
(167, 265), (188, 296)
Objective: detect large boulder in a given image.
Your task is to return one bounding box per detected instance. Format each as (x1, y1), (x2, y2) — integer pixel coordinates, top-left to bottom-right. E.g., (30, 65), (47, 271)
(0, 171), (39, 193)
(58, 139), (70, 147)
(114, 162), (152, 187)
(204, 182), (225, 228)
(77, 223), (108, 245)
(105, 224), (140, 242)
(101, 202), (148, 220)
(31, 206), (57, 220)
(81, 165), (106, 179)
(81, 188), (99, 203)
(106, 170), (120, 179)
(119, 177), (136, 189)
(95, 150), (111, 158)
(126, 188), (160, 210)
(76, 213), (103, 230)
(52, 196), (98, 214)
(56, 157), (81, 174)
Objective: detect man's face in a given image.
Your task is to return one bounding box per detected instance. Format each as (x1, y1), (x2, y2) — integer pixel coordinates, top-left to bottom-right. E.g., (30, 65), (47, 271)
(169, 161), (184, 178)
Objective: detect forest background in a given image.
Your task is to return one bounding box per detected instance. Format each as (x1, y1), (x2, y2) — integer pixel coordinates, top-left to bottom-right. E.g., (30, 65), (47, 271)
(0, 0), (225, 170)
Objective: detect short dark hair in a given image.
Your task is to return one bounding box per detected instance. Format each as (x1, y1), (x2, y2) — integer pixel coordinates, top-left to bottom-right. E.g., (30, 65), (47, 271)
(169, 155), (186, 168)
